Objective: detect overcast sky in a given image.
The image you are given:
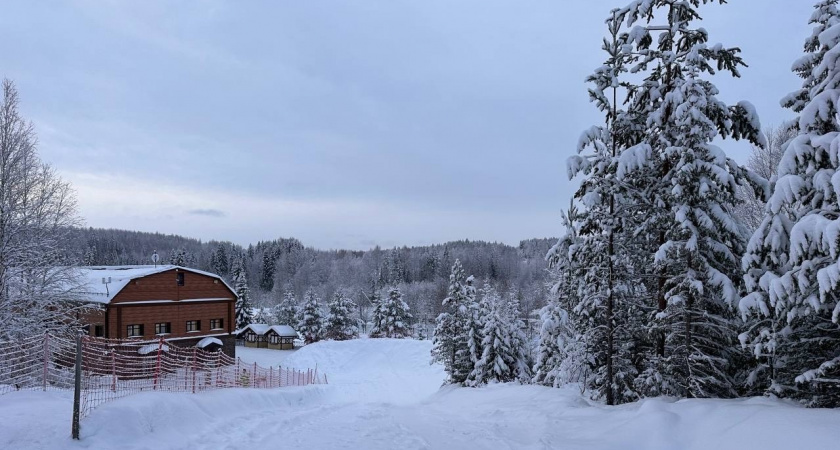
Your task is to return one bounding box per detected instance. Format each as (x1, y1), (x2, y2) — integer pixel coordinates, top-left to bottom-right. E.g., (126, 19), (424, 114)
(0, 0), (809, 250)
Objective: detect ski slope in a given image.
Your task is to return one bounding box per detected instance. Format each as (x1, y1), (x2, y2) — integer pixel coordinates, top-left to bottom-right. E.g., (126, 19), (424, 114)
(1, 338), (839, 449)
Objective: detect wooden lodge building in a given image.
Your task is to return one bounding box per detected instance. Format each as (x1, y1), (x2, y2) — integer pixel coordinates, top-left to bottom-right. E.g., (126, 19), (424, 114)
(237, 324), (297, 350)
(78, 265), (237, 356)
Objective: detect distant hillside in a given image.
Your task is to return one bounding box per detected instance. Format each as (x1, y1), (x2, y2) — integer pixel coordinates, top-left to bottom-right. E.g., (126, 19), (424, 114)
(62, 227), (557, 317)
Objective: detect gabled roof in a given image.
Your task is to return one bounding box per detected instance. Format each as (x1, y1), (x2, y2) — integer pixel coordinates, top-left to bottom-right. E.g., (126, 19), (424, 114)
(76, 265), (235, 304)
(265, 325), (297, 337)
(236, 324), (297, 337)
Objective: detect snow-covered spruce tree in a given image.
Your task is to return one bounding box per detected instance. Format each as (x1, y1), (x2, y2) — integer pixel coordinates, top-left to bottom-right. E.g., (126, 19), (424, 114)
(212, 244), (229, 277)
(431, 260), (474, 384)
(565, 9), (651, 404)
(468, 284), (530, 385)
(325, 289), (359, 340)
(536, 202), (591, 388)
(253, 308), (273, 325)
(465, 280), (491, 386)
(367, 288), (384, 337)
(0, 79), (84, 340)
(275, 289), (298, 325)
(740, 0), (840, 406)
(614, 0), (766, 398)
(464, 276), (484, 373)
(169, 248), (188, 266)
(232, 254), (254, 330)
(260, 250), (276, 292)
(369, 287), (412, 338)
(297, 289), (324, 344)
(503, 290), (532, 382)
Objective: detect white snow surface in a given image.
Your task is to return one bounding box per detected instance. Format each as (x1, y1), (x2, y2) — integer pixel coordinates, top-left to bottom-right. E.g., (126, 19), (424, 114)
(2, 338), (840, 450)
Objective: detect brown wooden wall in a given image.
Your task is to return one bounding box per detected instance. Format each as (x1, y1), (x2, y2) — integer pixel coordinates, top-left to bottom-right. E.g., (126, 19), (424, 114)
(106, 300), (234, 339)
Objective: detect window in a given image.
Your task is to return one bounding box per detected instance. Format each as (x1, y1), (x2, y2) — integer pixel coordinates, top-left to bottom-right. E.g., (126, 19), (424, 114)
(176, 272), (185, 286)
(210, 318), (223, 330)
(94, 325), (105, 337)
(155, 322), (171, 335)
(186, 320), (201, 332)
(269, 334), (279, 345)
(126, 324), (143, 337)
(247, 332), (257, 342)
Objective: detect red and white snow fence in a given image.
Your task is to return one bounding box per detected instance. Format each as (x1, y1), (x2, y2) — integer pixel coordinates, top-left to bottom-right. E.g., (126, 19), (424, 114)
(0, 332), (326, 439)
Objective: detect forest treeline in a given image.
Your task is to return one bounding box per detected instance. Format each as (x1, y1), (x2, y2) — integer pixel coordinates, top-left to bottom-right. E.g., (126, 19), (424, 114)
(61, 227), (554, 324)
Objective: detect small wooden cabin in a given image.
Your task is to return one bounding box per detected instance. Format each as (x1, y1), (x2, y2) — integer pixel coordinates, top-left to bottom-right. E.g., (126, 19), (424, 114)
(237, 324), (297, 350)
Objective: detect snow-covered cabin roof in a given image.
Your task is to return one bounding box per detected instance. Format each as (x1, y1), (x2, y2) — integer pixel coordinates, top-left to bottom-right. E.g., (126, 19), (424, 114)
(236, 324), (297, 337)
(266, 325), (297, 337)
(76, 265), (235, 304)
(196, 337), (223, 349)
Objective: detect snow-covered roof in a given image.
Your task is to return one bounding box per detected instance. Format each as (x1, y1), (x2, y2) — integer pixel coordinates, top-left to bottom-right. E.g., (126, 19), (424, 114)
(196, 337), (223, 349)
(266, 325), (297, 337)
(75, 265), (235, 304)
(236, 324), (297, 337)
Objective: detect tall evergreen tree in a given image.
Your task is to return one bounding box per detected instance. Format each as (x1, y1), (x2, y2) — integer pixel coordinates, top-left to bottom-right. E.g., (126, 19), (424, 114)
(260, 250), (277, 292)
(232, 253), (253, 330)
(741, 0), (840, 406)
(536, 203), (590, 387)
(253, 308), (273, 325)
(431, 260), (474, 384)
(370, 287), (413, 338)
(465, 278), (489, 386)
(613, 0), (765, 398)
(275, 289), (298, 326)
(170, 248), (188, 266)
(566, 9), (649, 404)
(212, 244), (229, 277)
(297, 289), (324, 344)
(325, 289), (359, 340)
(468, 284), (530, 385)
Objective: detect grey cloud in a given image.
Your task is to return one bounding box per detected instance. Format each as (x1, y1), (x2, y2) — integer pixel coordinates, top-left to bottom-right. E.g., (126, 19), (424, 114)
(0, 0), (807, 249)
(188, 209), (226, 218)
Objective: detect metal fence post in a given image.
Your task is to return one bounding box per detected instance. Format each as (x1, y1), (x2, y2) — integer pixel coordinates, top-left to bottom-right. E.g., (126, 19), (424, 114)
(153, 337), (163, 391)
(42, 332), (50, 391)
(71, 333), (83, 440)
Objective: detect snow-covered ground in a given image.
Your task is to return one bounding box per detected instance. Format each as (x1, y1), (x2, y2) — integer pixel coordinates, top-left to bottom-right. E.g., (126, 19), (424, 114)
(234, 345), (297, 368)
(1, 338), (839, 450)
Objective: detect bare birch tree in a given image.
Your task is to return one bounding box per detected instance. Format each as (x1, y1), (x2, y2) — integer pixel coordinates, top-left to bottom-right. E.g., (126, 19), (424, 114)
(735, 125), (796, 232)
(0, 79), (84, 340)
